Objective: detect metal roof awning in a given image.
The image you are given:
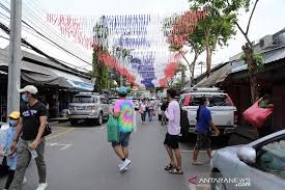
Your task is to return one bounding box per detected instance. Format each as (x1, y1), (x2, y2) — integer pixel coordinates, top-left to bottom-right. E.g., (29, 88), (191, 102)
(196, 63), (231, 87)
(0, 61), (94, 91)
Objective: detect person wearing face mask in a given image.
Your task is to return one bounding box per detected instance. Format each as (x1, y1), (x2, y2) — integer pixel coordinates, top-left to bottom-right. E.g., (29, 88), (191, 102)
(192, 97), (220, 165)
(0, 111), (27, 190)
(10, 85), (48, 190)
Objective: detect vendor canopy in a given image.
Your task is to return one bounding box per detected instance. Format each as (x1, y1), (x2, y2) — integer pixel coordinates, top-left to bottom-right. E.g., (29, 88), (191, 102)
(0, 61), (94, 91)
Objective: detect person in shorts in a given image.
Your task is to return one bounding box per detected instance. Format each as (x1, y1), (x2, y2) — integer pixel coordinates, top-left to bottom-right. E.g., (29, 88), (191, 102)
(111, 86), (135, 172)
(163, 89), (183, 174)
(192, 97), (220, 165)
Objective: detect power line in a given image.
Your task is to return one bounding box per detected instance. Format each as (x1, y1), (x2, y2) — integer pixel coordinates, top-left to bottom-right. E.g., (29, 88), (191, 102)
(0, 1), (92, 71)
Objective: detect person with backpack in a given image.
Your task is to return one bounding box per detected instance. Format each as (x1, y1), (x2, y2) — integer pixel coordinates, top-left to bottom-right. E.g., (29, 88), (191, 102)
(10, 85), (49, 190)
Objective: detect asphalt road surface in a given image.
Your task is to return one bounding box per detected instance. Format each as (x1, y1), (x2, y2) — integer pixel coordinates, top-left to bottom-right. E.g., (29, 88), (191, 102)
(0, 114), (221, 190)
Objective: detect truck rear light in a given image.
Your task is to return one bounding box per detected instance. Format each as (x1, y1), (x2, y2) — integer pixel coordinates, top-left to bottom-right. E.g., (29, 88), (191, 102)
(234, 111), (238, 124)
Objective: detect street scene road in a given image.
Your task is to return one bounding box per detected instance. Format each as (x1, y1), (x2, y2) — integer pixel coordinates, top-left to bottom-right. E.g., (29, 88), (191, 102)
(1, 0), (285, 190)
(1, 115), (215, 190)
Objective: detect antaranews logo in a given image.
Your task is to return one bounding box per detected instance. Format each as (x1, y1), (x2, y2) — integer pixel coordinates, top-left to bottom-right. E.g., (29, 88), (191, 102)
(188, 175), (251, 190)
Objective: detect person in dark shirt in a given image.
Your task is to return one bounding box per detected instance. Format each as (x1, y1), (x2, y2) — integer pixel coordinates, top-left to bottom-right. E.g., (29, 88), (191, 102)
(192, 97), (220, 165)
(10, 85), (48, 190)
(161, 98), (168, 125)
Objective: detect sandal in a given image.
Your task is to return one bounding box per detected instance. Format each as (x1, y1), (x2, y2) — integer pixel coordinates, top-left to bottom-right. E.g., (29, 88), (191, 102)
(169, 167), (184, 175)
(164, 163), (174, 171)
(192, 161), (203, 165)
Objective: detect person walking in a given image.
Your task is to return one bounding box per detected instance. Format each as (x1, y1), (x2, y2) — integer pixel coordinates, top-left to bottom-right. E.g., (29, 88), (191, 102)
(192, 97), (220, 165)
(163, 89), (183, 174)
(111, 86), (135, 172)
(0, 111), (27, 190)
(139, 99), (147, 124)
(10, 85), (48, 190)
(146, 99), (154, 122)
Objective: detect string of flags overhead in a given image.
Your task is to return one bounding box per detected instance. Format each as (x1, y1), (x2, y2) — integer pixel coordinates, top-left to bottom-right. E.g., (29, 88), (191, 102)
(46, 11), (207, 87)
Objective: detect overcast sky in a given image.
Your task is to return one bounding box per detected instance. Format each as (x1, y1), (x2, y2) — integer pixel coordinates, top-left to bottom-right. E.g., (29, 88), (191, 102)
(37, 0), (285, 76)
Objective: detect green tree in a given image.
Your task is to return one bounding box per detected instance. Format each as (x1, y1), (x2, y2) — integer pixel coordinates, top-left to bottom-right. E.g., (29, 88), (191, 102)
(226, 0), (260, 102)
(189, 0), (236, 77)
(163, 12), (205, 85)
(92, 49), (109, 93)
(193, 0), (260, 102)
(92, 17), (110, 93)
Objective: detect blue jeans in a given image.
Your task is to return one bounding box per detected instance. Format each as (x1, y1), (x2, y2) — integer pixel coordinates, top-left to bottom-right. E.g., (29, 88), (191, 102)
(141, 111), (146, 122)
(147, 109), (153, 121)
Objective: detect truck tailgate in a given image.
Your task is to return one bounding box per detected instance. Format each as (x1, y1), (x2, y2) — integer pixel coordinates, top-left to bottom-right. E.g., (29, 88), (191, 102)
(183, 106), (236, 127)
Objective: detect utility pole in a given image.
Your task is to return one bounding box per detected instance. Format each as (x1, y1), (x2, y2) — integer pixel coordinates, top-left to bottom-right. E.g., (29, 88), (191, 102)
(7, 0), (22, 114)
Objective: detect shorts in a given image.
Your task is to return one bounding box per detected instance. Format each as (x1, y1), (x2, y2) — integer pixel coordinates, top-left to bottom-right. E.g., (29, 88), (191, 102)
(164, 133), (179, 149)
(112, 132), (131, 147)
(195, 132), (211, 150)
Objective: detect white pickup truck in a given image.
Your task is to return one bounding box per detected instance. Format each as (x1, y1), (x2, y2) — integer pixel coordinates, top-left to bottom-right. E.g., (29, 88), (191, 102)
(179, 88), (238, 136)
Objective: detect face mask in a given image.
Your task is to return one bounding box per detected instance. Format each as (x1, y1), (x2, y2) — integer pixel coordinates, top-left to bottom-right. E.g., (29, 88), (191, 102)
(9, 120), (18, 127)
(22, 94), (29, 102)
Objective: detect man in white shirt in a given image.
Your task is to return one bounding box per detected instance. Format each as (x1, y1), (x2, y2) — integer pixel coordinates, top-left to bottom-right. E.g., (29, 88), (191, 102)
(163, 89), (183, 174)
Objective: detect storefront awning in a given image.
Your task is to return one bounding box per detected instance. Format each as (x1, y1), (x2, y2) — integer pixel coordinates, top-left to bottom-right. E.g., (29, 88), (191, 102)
(196, 63), (231, 87)
(0, 61), (94, 91)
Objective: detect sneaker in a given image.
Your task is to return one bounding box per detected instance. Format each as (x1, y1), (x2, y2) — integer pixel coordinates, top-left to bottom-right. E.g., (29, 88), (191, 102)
(36, 183), (48, 190)
(23, 176), (27, 184)
(119, 159), (131, 171)
(118, 161), (124, 168)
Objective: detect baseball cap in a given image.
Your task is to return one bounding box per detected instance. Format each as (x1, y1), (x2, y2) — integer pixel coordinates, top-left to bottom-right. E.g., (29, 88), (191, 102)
(8, 111), (20, 119)
(19, 85), (38, 94)
(118, 86), (128, 95)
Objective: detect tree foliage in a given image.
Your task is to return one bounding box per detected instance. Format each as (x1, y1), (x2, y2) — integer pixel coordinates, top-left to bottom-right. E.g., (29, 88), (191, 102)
(199, 0), (260, 102)
(162, 12), (205, 85)
(92, 50), (109, 92)
(189, 0), (237, 76)
(92, 18), (110, 92)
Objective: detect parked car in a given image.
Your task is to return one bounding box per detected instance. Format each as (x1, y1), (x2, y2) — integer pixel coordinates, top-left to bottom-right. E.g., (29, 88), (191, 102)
(68, 92), (109, 126)
(0, 122), (9, 176)
(211, 129), (285, 190)
(179, 87), (238, 138)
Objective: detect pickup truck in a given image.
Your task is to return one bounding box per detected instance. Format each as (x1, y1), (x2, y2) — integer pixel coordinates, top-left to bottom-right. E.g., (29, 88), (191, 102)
(179, 88), (238, 137)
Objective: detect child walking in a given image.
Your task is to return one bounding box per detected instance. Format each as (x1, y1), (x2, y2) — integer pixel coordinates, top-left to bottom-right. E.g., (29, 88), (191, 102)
(0, 111), (27, 190)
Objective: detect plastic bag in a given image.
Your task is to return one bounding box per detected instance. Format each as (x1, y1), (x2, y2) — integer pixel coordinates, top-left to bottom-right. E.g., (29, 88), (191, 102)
(107, 115), (119, 142)
(243, 102), (273, 128)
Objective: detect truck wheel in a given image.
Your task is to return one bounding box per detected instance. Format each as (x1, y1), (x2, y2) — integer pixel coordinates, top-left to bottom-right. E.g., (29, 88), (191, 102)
(70, 120), (78, 126)
(95, 113), (103, 126)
